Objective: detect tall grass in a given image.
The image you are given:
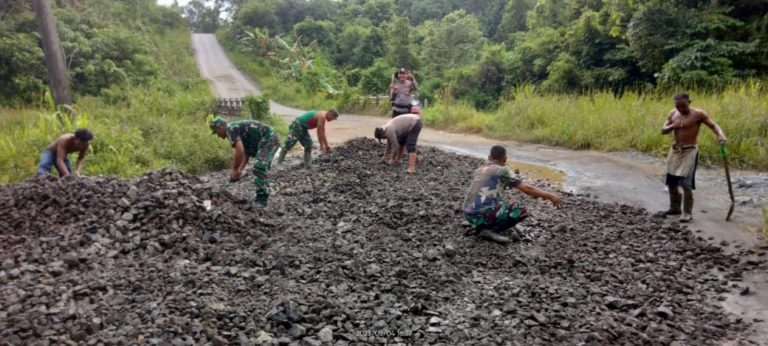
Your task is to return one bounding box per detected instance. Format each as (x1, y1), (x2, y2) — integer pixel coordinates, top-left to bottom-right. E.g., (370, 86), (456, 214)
(422, 83), (768, 170)
(0, 29), (285, 183)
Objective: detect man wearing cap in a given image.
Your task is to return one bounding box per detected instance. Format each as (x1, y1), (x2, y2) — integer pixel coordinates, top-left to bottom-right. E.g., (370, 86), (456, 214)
(374, 113), (422, 174)
(389, 68), (418, 118)
(210, 116), (280, 209)
(276, 109), (339, 168)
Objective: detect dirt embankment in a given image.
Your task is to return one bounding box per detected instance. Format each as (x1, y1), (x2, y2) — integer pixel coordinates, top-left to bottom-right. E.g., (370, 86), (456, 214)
(1, 139), (764, 345)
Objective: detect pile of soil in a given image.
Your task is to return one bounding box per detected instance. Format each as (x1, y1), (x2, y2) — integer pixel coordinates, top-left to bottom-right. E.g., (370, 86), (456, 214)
(0, 138), (760, 345)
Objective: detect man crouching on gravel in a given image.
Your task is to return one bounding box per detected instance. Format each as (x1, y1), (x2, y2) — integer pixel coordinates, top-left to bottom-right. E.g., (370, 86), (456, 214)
(463, 145), (563, 244)
(374, 113), (422, 174)
(210, 117), (280, 209)
(36, 128), (93, 177)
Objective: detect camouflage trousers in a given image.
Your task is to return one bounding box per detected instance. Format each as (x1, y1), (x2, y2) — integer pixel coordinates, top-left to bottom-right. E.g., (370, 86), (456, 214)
(252, 133), (280, 196)
(466, 201), (529, 232)
(282, 121), (313, 153)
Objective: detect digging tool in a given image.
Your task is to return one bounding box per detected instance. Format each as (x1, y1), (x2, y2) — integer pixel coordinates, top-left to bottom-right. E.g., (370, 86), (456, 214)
(719, 143), (735, 221)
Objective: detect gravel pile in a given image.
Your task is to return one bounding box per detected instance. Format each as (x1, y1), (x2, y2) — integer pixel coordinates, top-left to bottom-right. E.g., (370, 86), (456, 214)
(0, 138), (760, 345)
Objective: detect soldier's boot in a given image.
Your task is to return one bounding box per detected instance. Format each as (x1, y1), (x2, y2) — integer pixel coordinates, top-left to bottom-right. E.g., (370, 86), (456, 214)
(276, 148), (287, 165)
(478, 229), (511, 244)
(303, 150), (312, 168)
(251, 194), (269, 209)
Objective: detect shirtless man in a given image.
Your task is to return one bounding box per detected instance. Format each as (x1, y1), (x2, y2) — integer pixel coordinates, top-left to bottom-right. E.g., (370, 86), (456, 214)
(660, 93), (727, 222)
(36, 129), (93, 177)
(276, 109), (339, 168)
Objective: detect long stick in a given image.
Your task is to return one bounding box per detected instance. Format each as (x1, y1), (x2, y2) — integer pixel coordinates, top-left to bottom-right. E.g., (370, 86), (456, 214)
(720, 143), (735, 221)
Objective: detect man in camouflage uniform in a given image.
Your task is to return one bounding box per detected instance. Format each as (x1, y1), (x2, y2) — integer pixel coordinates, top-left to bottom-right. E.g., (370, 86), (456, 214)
(210, 117), (280, 209)
(463, 145), (563, 243)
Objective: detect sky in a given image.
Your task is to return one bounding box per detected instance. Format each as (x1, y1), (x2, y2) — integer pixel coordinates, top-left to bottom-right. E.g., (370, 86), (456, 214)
(157, 0), (190, 7)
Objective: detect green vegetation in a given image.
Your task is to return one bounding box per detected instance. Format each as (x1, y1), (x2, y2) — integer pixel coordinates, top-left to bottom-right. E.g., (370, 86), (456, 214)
(225, 47), (337, 111)
(221, 33), (389, 115)
(213, 0), (767, 108)
(422, 84), (768, 170)
(207, 0), (766, 169)
(0, 0), (284, 183)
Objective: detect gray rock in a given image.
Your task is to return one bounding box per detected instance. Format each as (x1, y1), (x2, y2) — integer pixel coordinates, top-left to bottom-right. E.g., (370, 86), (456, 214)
(1, 259), (14, 270)
(62, 252), (79, 267)
(301, 338), (322, 346)
(443, 244), (457, 258)
(656, 306), (674, 319)
(428, 316), (444, 326)
(121, 212), (134, 221)
(254, 331), (273, 344)
(603, 296), (623, 310)
(290, 324), (307, 338)
(318, 327), (333, 342)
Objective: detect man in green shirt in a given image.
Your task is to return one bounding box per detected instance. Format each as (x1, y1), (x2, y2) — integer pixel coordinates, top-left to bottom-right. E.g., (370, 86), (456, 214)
(276, 109), (339, 168)
(210, 117), (280, 209)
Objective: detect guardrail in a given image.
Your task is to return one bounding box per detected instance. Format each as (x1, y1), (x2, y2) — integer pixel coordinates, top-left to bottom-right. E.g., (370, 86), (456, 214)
(214, 95), (428, 116)
(215, 98), (246, 117)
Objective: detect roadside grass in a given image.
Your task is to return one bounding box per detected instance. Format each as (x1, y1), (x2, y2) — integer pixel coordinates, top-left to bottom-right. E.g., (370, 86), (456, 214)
(422, 83), (768, 170)
(0, 29), (285, 183)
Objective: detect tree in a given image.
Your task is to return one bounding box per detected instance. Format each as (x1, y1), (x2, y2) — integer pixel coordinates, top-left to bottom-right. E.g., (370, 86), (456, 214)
(526, 0), (578, 31)
(498, 0), (534, 44)
(334, 24), (384, 68)
(385, 16), (419, 70)
(293, 17), (336, 49)
(541, 52), (582, 93)
(627, 2), (689, 74)
(183, 0), (221, 33)
(235, 0), (280, 32)
(421, 10), (486, 72)
(31, 0), (72, 105)
(361, 0), (396, 26)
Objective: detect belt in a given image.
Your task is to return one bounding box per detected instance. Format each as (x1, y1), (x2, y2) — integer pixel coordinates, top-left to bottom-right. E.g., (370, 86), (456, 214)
(672, 144), (698, 150)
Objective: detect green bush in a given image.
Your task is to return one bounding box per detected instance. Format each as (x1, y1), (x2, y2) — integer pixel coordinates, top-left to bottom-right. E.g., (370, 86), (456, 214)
(245, 95), (270, 120)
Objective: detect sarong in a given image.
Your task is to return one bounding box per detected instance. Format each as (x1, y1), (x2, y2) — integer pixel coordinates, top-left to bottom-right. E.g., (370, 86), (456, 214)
(665, 144), (698, 189)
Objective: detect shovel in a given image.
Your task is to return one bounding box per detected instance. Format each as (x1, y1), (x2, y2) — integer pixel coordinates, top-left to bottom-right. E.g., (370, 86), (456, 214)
(719, 143), (735, 221)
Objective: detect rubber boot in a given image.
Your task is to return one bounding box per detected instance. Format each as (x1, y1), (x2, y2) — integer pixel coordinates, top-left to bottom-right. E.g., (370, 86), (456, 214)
(251, 194), (269, 209)
(478, 229), (511, 244)
(276, 148), (287, 165)
(680, 189), (693, 223)
(303, 150), (312, 168)
(664, 187), (682, 216)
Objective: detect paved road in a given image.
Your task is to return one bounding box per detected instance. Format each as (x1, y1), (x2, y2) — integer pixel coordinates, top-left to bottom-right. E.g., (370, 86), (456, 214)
(191, 33), (767, 342)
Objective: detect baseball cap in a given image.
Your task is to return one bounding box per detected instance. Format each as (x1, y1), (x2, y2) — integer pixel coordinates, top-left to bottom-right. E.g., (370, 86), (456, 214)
(210, 116), (226, 133)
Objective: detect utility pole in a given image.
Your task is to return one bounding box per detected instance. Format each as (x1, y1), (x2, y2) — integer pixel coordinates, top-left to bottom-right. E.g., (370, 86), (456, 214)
(31, 0), (72, 106)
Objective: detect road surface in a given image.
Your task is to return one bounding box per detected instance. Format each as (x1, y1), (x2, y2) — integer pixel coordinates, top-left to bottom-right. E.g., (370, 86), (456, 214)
(191, 33), (767, 342)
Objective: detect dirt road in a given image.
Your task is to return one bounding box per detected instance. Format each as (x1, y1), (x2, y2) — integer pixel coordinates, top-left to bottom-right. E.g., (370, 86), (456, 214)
(191, 34), (767, 342)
